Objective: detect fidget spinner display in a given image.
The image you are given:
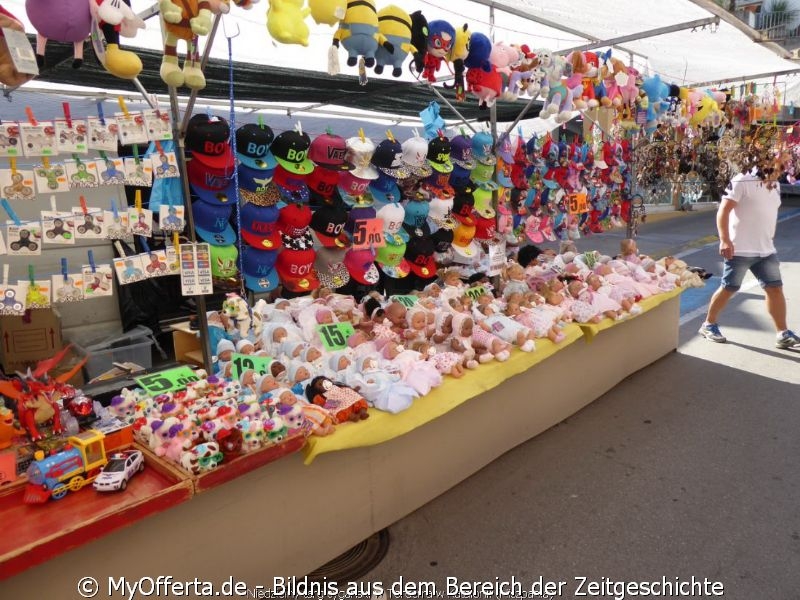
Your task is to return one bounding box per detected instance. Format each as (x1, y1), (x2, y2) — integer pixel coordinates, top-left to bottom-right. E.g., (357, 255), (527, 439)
(46, 218), (73, 240)
(10, 229), (39, 252)
(3, 173), (34, 199)
(77, 214), (103, 235)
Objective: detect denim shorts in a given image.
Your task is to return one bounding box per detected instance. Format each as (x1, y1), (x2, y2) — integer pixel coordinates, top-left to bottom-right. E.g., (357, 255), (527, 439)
(721, 254), (783, 290)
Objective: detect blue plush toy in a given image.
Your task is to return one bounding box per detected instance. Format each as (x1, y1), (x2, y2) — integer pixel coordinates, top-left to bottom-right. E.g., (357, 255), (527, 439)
(464, 31), (492, 72)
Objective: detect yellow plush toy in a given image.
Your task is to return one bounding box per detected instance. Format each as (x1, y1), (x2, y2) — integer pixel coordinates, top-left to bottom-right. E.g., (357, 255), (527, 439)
(309, 0), (346, 26)
(332, 0), (390, 69)
(89, 0), (145, 80)
(267, 0), (310, 46)
(375, 5), (415, 77)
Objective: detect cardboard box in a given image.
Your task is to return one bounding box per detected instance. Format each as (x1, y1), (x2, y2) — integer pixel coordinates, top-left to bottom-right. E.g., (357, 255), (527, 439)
(0, 309), (63, 374)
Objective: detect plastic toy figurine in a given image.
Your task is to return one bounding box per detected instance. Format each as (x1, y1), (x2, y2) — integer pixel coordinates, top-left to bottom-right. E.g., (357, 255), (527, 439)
(93, 449), (144, 492)
(0, 405), (26, 450)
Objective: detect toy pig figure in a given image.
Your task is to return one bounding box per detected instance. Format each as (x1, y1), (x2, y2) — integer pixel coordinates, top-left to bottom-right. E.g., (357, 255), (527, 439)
(26, 0), (91, 69)
(267, 0), (310, 47)
(238, 418), (264, 453)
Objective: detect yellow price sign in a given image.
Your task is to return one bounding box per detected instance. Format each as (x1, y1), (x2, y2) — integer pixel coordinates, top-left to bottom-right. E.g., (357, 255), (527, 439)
(567, 192), (589, 215)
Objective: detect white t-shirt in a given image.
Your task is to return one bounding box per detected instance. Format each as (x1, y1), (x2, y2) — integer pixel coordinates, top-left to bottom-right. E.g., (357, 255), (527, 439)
(723, 172), (781, 257)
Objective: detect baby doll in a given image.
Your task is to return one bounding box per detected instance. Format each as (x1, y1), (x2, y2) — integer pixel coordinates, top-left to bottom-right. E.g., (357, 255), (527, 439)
(477, 303), (536, 352)
(641, 258), (678, 292)
(619, 238), (642, 264)
(403, 306), (437, 355)
(451, 312), (494, 364)
(381, 343), (445, 392)
(657, 256), (705, 288)
(348, 355), (417, 414)
(236, 339), (255, 355)
(506, 300), (566, 344)
(593, 263), (643, 313)
(215, 339), (235, 376)
(305, 376), (370, 423)
(287, 362), (314, 394)
(471, 312), (512, 361)
(298, 397), (337, 436)
(581, 274), (627, 320)
(502, 262), (530, 299)
(564, 279), (603, 324)
(439, 268), (466, 305)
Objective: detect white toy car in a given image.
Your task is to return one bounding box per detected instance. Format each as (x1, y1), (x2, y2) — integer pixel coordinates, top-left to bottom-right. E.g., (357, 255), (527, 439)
(93, 449), (144, 492)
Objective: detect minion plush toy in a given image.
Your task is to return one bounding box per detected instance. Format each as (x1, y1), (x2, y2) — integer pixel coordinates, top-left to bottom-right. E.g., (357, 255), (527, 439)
(309, 0), (346, 26)
(332, 0), (393, 68)
(375, 5), (415, 77)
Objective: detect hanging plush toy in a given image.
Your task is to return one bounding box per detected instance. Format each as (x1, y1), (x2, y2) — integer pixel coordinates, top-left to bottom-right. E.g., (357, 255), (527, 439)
(375, 5), (415, 77)
(331, 0), (392, 70)
(26, 0), (92, 69)
(443, 23), (470, 100)
(89, 0), (145, 80)
(309, 0), (346, 26)
(0, 6), (35, 86)
(267, 0), (310, 47)
(159, 0), (215, 89)
(464, 31), (491, 72)
(419, 20), (455, 82)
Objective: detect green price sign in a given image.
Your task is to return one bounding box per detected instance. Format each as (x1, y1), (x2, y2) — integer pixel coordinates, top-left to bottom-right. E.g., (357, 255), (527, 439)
(317, 322), (355, 351)
(391, 295), (418, 308)
(230, 353), (273, 381)
(464, 285), (487, 301)
(135, 366), (199, 396)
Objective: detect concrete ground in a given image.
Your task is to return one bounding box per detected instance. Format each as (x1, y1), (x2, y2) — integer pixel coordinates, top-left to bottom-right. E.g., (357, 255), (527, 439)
(362, 202), (800, 599)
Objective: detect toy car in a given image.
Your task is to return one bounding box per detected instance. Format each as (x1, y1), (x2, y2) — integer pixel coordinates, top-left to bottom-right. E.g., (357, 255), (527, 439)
(93, 449), (144, 492)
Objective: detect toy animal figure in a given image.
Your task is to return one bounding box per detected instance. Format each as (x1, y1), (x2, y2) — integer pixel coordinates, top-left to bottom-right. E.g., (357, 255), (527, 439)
(332, 0), (392, 68)
(25, 0), (92, 69)
(159, 0), (215, 89)
(309, 0), (346, 25)
(0, 406), (26, 450)
(221, 293), (252, 339)
(90, 0), (145, 79)
(375, 5), (415, 78)
(267, 0), (310, 46)
(0, 6), (35, 86)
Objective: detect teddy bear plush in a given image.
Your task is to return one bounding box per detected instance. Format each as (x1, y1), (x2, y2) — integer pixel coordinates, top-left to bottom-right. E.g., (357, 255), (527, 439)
(0, 6), (35, 86)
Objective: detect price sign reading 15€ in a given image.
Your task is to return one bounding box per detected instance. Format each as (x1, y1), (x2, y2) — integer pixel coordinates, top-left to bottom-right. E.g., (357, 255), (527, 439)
(135, 366), (199, 395)
(230, 353), (273, 380)
(352, 218), (385, 250)
(317, 322), (355, 351)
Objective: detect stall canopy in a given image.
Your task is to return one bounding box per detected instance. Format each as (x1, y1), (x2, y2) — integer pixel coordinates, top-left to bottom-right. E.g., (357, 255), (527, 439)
(3, 0), (799, 117)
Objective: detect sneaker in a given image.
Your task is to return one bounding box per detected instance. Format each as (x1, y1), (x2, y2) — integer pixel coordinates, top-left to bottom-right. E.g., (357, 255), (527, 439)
(776, 329), (800, 349)
(699, 322), (727, 343)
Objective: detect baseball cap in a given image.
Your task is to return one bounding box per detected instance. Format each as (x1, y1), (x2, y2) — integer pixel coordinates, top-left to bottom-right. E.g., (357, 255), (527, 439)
(185, 114), (234, 170)
(240, 202), (282, 250)
(309, 132), (354, 171)
(238, 164), (281, 207)
(427, 196), (455, 230)
(405, 236), (436, 279)
(402, 199), (429, 229)
(427, 136), (453, 173)
(369, 172), (402, 205)
(401, 136), (433, 177)
(276, 248), (319, 292)
(473, 187), (496, 219)
(273, 165), (310, 204)
(310, 203), (348, 248)
(376, 201), (405, 236)
(470, 162), (499, 190)
(450, 134), (476, 170)
(192, 199), (236, 246)
(236, 123), (277, 170)
(242, 245), (280, 293)
(474, 215), (496, 240)
(278, 203), (313, 237)
(371, 139), (411, 179)
(430, 225), (454, 253)
(423, 171), (455, 200)
(375, 235), (410, 279)
(472, 131), (496, 166)
(449, 164), (472, 190)
(345, 136), (379, 180)
(452, 221), (480, 260)
(210, 243), (239, 278)
(313, 245), (351, 289)
(188, 159), (236, 205)
(307, 167), (340, 199)
(338, 171), (373, 204)
(451, 189), (476, 226)
(496, 134), (516, 164)
(344, 247), (380, 285)
(345, 205), (377, 238)
(271, 130), (315, 175)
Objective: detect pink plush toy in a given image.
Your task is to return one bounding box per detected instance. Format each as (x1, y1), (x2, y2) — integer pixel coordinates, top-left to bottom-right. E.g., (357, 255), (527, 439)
(26, 0), (92, 69)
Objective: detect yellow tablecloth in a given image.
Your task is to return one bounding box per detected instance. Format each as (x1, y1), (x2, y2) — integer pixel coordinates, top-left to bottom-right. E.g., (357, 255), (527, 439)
(578, 286), (685, 341)
(303, 323), (585, 463)
(303, 286), (686, 464)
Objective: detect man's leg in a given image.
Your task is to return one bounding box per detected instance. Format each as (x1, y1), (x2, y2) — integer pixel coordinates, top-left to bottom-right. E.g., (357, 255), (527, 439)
(699, 256), (747, 343)
(706, 286), (736, 325)
(764, 286), (788, 332)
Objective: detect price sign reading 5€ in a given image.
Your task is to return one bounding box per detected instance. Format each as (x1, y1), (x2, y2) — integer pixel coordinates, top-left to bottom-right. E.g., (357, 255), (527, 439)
(352, 218), (385, 250)
(317, 322), (355, 351)
(135, 366), (199, 395)
(567, 192), (589, 215)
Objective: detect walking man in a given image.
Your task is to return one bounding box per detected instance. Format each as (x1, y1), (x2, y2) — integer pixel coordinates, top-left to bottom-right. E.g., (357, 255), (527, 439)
(699, 164), (800, 349)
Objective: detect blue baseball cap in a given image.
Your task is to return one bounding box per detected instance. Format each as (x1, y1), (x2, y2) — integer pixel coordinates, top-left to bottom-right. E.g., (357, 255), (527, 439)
(449, 164), (472, 189)
(369, 172), (402, 205)
(472, 131), (496, 166)
(241, 245), (280, 292)
(192, 199), (236, 246)
(236, 123), (277, 171)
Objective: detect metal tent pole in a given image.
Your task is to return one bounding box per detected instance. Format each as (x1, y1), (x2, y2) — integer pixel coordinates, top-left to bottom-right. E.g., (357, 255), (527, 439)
(180, 13), (223, 137)
(427, 84), (477, 132)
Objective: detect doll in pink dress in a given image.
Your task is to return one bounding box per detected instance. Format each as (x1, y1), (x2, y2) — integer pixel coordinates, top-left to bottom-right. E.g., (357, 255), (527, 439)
(305, 376), (369, 423)
(477, 303), (537, 352)
(432, 311), (480, 370)
(567, 279), (623, 321)
(381, 342), (445, 390)
(506, 300), (566, 343)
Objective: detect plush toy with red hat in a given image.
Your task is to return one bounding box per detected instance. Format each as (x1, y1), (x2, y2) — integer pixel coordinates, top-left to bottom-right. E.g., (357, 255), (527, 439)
(0, 6), (35, 86)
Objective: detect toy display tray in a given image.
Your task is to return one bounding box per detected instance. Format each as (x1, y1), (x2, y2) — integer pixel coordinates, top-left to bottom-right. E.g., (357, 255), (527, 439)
(0, 449), (192, 580)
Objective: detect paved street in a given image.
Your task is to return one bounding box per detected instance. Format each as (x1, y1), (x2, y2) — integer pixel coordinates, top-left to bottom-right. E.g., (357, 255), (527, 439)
(363, 200), (800, 599)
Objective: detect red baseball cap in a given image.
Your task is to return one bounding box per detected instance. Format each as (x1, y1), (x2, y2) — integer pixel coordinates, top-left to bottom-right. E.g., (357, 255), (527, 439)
(275, 248), (319, 292)
(185, 114), (234, 170)
(277, 203), (312, 237)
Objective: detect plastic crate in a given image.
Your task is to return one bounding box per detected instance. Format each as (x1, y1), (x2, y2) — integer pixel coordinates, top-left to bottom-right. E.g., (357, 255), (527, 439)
(75, 326), (155, 381)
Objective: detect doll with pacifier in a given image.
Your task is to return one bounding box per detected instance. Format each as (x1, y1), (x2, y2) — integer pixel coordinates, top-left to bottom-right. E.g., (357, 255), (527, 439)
(563, 279), (603, 324)
(403, 305), (437, 356)
(579, 274), (627, 320)
(215, 339), (235, 376)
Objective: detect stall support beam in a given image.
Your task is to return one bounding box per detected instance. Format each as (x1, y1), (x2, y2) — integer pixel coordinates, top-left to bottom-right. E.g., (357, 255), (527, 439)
(427, 84), (476, 133)
(180, 14), (223, 137)
(557, 16), (720, 54)
(691, 68), (800, 88)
